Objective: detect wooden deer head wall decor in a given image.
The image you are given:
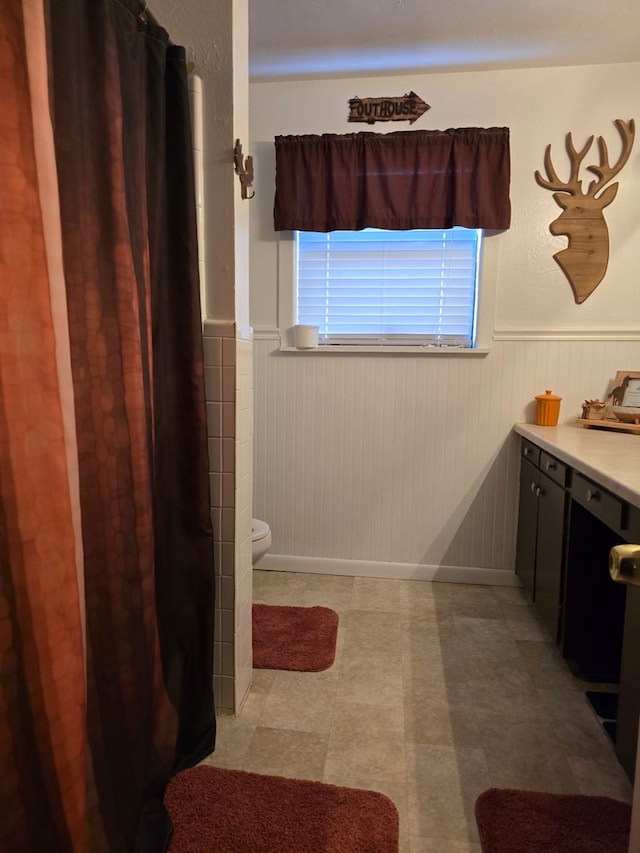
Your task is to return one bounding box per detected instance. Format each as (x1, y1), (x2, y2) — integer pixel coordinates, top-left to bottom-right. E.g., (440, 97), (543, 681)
(534, 118), (635, 304)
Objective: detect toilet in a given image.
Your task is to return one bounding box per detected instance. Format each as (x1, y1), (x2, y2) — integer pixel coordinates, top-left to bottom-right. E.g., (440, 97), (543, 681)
(251, 518), (272, 566)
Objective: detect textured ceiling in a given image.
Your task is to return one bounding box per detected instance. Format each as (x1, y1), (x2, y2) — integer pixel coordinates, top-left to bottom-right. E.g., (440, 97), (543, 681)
(249, 0), (640, 81)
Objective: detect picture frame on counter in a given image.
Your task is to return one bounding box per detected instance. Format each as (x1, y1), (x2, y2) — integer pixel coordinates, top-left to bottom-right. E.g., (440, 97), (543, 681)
(578, 371), (640, 434)
(608, 371), (640, 409)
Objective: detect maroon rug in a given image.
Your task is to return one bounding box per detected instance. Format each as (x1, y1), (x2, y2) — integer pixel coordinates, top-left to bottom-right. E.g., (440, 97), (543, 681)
(475, 788), (631, 852)
(252, 603), (339, 671)
(165, 764), (399, 852)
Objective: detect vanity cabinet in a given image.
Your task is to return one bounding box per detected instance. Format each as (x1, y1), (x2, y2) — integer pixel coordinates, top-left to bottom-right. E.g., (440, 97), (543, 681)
(515, 440), (568, 641)
(514, 427), (640, 783)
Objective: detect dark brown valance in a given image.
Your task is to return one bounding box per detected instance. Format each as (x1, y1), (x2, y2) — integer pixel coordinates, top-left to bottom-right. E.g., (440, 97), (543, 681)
(273, 127), (511, 232)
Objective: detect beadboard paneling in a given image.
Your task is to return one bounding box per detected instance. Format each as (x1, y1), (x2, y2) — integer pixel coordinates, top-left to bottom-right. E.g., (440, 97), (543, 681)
(253, 337), (640, 575)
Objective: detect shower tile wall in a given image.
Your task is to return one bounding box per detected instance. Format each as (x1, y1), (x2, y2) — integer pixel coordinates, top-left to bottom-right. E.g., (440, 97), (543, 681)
(204, 319), (254, 714)
(235, 331), (254, 711)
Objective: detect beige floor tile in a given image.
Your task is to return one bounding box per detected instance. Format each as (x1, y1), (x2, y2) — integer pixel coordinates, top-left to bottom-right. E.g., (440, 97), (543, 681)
(516, 638), (583, 689)
(205, 714), (260, 768)
(566, 755), (633, 801)
(342, 608), (403, 653)
(500, 601), (552, 641)
(351, 576), (412, 612)
(406, 743), (489, 842)
(402, 614), (459, 646)
(467, 679), (548, 722)
(338, 648), (404, 708)
(432, 584), (505, 620)
(208, 570), (633, 851)
(252, 569), (309, 603)
(409, 840), (482, 853)
(299, 589), (353, 616)
(242, 726), (329, 780)
(404, 681), (481, 747)
(326, 701), (406, 785)
(459, 644), (535, 688)
(477, 714), (564, 757)
(553, 715), (622, 762)
(258, 669), (340, 734)
(403, 633), (469, 685)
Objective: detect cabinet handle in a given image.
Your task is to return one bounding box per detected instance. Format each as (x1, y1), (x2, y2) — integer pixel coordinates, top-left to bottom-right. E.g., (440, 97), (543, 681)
(546, 461), (556, 471)
(586, 489), (599, 503)
(524, 447), (530, 457)
(535, 487), (541, 497)
(610, 544), (640, 586)
(530, 482), (536, 493)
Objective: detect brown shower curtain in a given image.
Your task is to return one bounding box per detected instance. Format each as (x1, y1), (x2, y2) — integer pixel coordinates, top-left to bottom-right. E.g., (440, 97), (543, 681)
(0, 1), (215, 850)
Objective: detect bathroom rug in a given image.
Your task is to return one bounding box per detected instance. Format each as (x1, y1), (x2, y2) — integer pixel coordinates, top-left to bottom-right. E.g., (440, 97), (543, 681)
(165, 764), (399, 852)
(475, 787), (630, 852)
(252, 603), (338, 671)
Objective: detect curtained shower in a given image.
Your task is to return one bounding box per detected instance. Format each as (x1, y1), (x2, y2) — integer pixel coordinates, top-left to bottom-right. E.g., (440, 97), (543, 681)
(0, 0), (215, 850)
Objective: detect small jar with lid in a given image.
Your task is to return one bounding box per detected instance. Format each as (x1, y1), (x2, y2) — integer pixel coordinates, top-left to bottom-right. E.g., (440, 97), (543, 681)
(535, 389), (562, 426)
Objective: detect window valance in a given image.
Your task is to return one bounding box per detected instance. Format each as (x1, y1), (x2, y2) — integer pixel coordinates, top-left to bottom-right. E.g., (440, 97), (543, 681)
(273, 127), (511, 232)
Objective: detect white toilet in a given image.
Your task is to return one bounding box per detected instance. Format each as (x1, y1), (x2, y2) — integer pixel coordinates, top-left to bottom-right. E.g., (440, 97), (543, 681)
(251, 518), (272, 566)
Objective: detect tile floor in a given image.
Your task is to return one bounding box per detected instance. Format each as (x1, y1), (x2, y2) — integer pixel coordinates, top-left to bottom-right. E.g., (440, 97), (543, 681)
(203, 571), (633, 852)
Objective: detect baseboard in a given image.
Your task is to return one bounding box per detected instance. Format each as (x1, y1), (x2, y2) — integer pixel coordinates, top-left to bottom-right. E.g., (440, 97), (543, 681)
(257, 553), (521, 587)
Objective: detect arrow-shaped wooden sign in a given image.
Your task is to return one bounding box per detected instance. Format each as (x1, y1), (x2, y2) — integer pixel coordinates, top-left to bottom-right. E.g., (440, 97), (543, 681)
(348, 92), (430, 125)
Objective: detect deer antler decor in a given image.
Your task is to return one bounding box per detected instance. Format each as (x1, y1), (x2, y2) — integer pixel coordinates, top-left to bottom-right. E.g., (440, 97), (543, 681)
(534, 118), (635, 304)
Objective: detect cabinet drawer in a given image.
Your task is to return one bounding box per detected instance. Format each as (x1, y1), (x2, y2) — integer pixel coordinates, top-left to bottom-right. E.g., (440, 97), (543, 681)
(624, 504), (640, 543)
(571, 472), (624, 532)
(540, 451), (568, 487)
(521, 440), (540, 467)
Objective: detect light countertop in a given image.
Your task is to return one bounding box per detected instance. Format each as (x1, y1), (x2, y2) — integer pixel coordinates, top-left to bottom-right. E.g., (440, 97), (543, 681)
(514, 422), (640, 508)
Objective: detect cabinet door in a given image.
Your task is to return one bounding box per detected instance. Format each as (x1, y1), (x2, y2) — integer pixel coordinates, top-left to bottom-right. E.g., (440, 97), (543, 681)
(515, 457), (538, 601)
(562, 501), (626, 681)
(617, 584), (640, 782)
(535, 471), (566, 642)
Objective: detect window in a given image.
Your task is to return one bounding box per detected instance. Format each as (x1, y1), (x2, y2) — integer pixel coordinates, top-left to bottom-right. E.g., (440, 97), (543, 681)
(295, 227), (482, 348)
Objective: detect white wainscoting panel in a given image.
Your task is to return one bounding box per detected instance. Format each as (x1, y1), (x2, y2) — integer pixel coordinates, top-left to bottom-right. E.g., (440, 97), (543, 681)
(253, 337), (640, 578)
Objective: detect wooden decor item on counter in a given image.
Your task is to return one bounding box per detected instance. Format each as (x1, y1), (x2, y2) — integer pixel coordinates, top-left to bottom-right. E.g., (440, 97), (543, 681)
(534, 118), (635, 305)
(577, 418), (640, 435)
(577, 370), (640, 434)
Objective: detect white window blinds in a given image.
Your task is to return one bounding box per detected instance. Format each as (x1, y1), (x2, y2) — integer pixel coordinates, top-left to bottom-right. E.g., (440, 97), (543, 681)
(295, 228), (481, 347)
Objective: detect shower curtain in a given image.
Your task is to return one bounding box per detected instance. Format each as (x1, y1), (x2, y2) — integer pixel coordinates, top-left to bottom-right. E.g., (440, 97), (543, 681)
(0, 1), (215, 850)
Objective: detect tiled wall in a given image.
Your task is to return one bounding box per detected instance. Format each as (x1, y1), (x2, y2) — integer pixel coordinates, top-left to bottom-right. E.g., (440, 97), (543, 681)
(234, 332), (254, 710)
(203, 319), (253, 714)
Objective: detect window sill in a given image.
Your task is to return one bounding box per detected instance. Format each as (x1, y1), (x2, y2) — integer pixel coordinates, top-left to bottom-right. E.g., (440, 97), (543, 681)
(278, 346), (490, 356)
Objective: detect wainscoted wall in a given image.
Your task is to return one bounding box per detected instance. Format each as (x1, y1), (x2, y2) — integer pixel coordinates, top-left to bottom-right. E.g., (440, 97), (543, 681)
(250, 61), (640, 583)
(253, 335), (640, 579)
(204, 320), (253, 713)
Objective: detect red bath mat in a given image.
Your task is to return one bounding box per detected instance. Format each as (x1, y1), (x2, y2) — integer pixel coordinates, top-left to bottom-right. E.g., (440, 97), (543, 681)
(252, 603), (339, 671)
(165, 764), (399, 852)
(475, 787), (631, 852)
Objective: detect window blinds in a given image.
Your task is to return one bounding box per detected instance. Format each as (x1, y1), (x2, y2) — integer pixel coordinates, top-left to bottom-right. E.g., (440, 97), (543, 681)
(296, 228), (481, 347)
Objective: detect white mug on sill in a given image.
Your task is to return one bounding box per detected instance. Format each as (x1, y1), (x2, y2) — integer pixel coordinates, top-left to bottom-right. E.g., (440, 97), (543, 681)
(292, 325), (319, 348)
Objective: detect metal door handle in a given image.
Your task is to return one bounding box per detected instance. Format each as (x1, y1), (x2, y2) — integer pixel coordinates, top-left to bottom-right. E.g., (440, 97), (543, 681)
(610, 545), (640, 586)
(546, 461), (556, 471)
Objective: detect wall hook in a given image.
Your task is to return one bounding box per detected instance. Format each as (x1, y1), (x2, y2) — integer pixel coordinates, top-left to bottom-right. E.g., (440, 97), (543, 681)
(233, 139), (255, 200)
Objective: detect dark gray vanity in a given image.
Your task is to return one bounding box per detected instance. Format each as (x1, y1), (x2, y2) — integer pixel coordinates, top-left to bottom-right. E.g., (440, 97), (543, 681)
(514, 423), (640, 782)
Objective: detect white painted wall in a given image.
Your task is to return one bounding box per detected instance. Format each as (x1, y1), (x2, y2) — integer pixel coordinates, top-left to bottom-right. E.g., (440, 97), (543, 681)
(250, 62), (640, 578)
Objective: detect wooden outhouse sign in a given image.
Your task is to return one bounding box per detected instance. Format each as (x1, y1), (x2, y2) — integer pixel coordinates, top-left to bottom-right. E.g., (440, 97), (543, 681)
(348, 92), (430, 125)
